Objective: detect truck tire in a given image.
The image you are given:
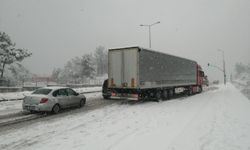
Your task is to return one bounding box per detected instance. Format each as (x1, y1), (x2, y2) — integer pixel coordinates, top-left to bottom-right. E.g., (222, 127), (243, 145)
(103, 95), (111, 100)
(155, 90), (162, 102)
(162, 90), (169, 100)
(169, 89), (174, 98)
(187, 87), (193, 96)
(29, 110), (36, 114)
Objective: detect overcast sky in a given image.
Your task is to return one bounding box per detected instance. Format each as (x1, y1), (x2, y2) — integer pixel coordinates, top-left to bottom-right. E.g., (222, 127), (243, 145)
(0, 0), (249, 82)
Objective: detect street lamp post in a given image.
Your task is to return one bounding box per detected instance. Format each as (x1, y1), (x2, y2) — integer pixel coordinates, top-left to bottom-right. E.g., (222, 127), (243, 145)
(208, 49), (226, 85)
(218, 49), (226, 85)
(140, 21), (160, 48)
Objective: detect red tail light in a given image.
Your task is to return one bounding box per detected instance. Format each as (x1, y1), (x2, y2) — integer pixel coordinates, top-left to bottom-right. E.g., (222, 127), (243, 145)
(40, 98), (48, 103)
(131, 94), (138, 98)
(111, 92), (116, 96)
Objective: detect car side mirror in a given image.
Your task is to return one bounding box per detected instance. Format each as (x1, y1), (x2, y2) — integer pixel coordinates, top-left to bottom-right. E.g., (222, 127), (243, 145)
(75, 93), (79, 96)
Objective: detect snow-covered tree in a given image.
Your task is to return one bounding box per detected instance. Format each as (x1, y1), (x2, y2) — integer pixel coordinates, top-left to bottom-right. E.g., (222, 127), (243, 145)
(60, 60), (75, 83)
(94, 46), (108, 76)
(80, 54), (95, 79)
(0, 32), (32, 78)
(234, 62), (250, 80)
(51, 68), (62, 83)
(8, 63), (32, 85)
(235, 63), (247, 75)
(54, 54), (95, 84)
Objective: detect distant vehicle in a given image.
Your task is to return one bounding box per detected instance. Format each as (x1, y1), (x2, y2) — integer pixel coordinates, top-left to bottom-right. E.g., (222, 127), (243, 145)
(203, 75), (209, 86)
(102, 79), (111, 99)
(107, 46), (206, 101)
(212, 80), (220, 85)
(23, 87), (86, 113)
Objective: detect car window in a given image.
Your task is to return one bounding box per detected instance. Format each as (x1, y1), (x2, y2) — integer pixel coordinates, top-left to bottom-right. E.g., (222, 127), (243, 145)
(52, 90), (59, 97)
(32, 88), (52, 95)
(57, 89), (68, 96)
(67, 88), (77, 96)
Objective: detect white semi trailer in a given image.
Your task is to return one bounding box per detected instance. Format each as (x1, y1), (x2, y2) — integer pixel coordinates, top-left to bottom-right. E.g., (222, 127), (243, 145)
(105, 46), (205, 101)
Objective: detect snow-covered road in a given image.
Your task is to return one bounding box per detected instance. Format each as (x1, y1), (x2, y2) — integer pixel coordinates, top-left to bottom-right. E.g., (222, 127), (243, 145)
(1, 83), (250, 150)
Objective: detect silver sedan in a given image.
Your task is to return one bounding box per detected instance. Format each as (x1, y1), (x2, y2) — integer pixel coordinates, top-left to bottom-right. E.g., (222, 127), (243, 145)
(22, 87), (86, 113)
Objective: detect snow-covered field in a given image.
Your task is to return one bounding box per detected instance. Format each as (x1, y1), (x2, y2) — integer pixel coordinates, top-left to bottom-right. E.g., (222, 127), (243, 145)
(1, 83), (250, 150)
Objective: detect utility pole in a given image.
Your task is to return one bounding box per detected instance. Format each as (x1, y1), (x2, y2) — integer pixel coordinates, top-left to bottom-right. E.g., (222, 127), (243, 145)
(218, 49), (226, 85)
(208, 49), (226, 85)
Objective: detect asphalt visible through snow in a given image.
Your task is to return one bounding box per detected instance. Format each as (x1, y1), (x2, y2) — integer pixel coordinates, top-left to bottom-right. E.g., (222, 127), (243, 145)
(0, 92), (119, 131)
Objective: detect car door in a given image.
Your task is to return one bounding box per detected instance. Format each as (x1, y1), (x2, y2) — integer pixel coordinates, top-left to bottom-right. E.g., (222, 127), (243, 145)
(66, 88), (80, 106)
(56, 89), (69, 108)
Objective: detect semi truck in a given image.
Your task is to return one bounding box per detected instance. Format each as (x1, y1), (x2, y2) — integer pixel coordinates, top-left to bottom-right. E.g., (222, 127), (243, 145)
(103, 46), (205, 101)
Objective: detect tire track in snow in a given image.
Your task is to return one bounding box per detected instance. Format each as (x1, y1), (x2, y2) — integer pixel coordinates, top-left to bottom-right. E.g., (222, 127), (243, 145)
(167, 87), (220, 150)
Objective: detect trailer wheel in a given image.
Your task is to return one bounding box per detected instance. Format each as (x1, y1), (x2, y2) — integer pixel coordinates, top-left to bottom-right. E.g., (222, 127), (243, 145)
(187, 87), (193, 96)
(103, 95), (111, 100)
(169, 89), (174, 98)
(162, 90), (168, 100)
(155, 90), (162, 102)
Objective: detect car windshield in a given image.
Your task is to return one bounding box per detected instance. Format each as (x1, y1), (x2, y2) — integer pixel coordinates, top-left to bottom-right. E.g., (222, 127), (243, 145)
(32, 88), (52, 95)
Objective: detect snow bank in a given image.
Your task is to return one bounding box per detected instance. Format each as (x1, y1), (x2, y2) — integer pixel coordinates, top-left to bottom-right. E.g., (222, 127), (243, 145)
(1, 83), (250, 150)
(73, 86), (101, 93)
(169, 84), (250, 150)
(0, 100), (23, 116)
(233, 72), (250, 99)
(0, 91), (32, 101)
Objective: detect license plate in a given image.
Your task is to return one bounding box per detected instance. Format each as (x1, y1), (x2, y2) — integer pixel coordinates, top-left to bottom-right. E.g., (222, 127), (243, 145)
(25, 106), (35, 110)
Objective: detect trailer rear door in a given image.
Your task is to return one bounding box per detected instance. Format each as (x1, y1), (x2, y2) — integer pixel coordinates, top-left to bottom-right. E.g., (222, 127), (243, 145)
(109, 50), (122, 87)
(123, 48), (138, 88)
(108, 47), (138, 88)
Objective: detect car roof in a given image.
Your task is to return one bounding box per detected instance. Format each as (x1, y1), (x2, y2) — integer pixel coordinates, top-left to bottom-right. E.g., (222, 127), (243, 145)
(39, 86), (70, 90)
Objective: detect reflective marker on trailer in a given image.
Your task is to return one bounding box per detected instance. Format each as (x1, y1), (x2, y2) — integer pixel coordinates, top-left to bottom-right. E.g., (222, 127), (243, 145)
(131, 78), (135, 87)
(111, 78), (115, 87)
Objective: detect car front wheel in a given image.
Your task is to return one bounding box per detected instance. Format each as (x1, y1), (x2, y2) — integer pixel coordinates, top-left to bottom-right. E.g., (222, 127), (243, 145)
(79, 99), (86, 107)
